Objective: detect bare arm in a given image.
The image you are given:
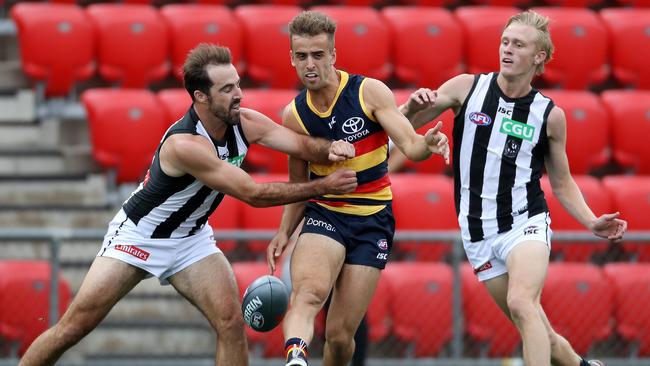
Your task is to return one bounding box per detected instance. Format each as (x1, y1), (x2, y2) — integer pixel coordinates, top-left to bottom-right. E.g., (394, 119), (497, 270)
(241, 108), (354, 163)
(545, 107), (626, 241)
(362, 78), (449, 162)
(399, 74), (474, 129)
(160, 133), (357, 208)
(266, 106), (313, 272)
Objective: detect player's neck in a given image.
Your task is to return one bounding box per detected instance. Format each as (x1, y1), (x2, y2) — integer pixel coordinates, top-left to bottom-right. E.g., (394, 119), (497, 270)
(307, 68), (341, 112)
(194, 106), (228, 141)
(496, 73), (533, 99)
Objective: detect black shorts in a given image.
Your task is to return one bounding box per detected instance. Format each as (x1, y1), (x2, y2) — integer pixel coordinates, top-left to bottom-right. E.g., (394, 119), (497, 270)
(299, 203), (395, 269)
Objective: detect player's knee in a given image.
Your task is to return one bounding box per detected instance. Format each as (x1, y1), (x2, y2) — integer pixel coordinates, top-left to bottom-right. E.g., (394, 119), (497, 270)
(213, 304), (246, 336)
(293, 285), (329, 309)
(325, 326), (354, 352)
(506, 295), (537, 323)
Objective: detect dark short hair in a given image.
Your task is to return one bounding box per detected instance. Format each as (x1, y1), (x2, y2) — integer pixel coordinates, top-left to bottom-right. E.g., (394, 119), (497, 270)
(183, 43), (232, 101)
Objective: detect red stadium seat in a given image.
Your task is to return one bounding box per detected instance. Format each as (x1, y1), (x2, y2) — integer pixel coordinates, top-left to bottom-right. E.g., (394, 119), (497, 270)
(542, 263), (613, 355)
(383, 262), (453, 357)
(208, 195), (243, 255)
(455, 7), (520, 75)
(366, 271), (392, 343)
(86, 4), (169, 88)
(382, 7), (463, 89)
(309, 6), (390, 81)
(614, 0), (650, 7)
(603, 263), (650, 356)
(240, 174), (288, 257)
(541, 175), (613, 261)
(160, 5), (243, 80)
(157, 88), (192, 124)
(540, 90), (609, 175)
(461, 263), (519, 356)
(81, 89), (168, 183)
(543, 0), (603, 8)
(531, 8), (608, 90)
(600, 90), (650, 174)
(392, 89), (454, 174)
(235, 5), (301, 88)
(0, 261), (71, 356)
(469, 0), (533, 7)
(242, 89), (296, 174)
(390, 174), (457, 261)
(602, 176), (650, 261)
(10, 3), (94, 96)
(600, 9), (650, 89)
(231, 261), (285, 357)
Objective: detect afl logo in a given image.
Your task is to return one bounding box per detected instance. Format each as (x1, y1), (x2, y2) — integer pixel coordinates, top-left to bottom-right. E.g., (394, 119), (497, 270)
(469, 112), (492, 126)
(377, 239), (388, 251)
(342, 117), (365, 134)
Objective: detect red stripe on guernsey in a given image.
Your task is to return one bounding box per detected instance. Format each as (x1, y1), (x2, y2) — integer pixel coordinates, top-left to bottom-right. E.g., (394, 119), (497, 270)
(353, 131), (387, 156)
(354, 175), (391, 194)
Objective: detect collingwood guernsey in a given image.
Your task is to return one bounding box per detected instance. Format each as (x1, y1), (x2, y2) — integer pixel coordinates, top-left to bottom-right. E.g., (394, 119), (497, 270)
(454, 73), (553, 242)
(122, 107), (248, 239)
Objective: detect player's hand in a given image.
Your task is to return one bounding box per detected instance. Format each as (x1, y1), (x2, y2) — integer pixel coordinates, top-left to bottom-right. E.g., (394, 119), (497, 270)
(320, 169), (357, 195)
(267, 231), (290, 274)
(424, 121), (450, 164)
(406, 88), (437, 115)
(328, 140), (356, 162)
(589, 212), (627, 243)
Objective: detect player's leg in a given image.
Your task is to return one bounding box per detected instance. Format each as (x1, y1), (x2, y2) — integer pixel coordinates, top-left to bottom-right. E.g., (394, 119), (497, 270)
(19, 257), (146, 366)
(502, 240), (550, 366)
(322, 264), (380, 366)
(167, 253), (247, 366)
(283, 233), (346, 364)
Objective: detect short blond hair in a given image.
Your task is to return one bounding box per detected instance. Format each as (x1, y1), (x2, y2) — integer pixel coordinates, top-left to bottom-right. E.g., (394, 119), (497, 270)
(505, 10), (554, 75)
(288, 11), (336, 50)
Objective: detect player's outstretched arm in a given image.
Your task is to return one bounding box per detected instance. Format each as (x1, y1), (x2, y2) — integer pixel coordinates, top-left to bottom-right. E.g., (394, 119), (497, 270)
(545, 106), (627, 242)
(242, 108), (354, 164)
(161, 134), (357, 208)
(363, 78), (449, 162)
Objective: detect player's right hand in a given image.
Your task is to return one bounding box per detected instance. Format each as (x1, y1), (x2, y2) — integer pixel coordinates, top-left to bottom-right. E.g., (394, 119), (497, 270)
(267, 231), (290, 274)
(328, 140), (356, 162)
(321, 169), (357, 195)
(406, 88), (437, 115)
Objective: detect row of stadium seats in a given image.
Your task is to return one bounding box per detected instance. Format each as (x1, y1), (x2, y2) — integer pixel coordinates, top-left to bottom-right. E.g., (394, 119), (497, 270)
(11, 3), (650, 95)
(212, 174), (650, 262)
(28, 0), (650, 8)
(80, 87), (650, 184)
(233, 261), (650, 357)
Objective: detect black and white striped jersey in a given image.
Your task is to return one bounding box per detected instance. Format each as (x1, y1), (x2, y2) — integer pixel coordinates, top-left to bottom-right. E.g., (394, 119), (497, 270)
(453, 73), (554, 242)
(122, 107), (249, 239)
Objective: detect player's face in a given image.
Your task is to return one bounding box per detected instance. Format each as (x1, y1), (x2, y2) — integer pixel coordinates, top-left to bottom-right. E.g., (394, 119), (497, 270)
(290, 33), (336, 91)
(499, 23), (544, 78)
(205, 64), (242, 126)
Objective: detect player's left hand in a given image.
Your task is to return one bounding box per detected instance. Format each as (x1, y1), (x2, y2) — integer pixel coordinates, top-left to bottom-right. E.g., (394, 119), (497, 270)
(590, 212), (627, 243)
(406, 88), (437, 115)
(424, 121), (450, 164)
(328, 139), (355, 162)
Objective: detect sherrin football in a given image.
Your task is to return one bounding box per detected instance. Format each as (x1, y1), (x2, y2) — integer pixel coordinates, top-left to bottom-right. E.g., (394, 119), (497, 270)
(241, 275), (289, 332)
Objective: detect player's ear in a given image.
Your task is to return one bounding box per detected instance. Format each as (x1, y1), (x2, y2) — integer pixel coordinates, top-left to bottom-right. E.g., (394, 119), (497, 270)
(331, 48), (336, 66)
(194, 90), (208, 104)
(290, 50), (296, 67)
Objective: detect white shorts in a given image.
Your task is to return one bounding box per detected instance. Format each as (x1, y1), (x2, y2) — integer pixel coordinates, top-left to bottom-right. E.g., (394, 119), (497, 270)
(463, 212), (552, 282)
(97, 209), (221, 285)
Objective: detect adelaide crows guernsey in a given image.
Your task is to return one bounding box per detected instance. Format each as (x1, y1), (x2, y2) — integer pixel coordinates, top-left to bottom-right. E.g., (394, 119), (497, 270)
(292, 71), (391, 216)
(453, 72), (554, 242)
(122, 107), (248, 239)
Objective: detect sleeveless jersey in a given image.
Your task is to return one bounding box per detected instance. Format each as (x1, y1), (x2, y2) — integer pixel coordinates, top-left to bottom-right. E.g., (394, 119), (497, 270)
(122, 107), (248, 239)
(292, 71), (391, 216)
(453, 73), (554, 242)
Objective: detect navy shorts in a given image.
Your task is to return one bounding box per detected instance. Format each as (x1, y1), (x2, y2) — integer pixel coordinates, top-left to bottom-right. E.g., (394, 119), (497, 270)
(299, 203), (395, 269)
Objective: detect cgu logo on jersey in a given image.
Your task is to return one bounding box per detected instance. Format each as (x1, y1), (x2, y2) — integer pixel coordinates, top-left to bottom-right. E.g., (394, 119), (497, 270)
(469, 112), (492, 126)
(500, 118), (535, 142)
(227, 154), (244, 168)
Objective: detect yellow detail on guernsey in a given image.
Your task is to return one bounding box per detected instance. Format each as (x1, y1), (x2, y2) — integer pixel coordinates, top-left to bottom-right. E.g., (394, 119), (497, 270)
(291, 100), (310, 135)
(310, 145), (388, 175)
(306, 71), (349, 118)
(322, 185), (393, 201)
(358, 78), (377, 123)
(316, 202), (386, 216)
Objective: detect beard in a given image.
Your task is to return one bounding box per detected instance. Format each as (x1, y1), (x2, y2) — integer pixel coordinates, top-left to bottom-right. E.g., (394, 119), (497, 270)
(208, 98), (240, 126)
